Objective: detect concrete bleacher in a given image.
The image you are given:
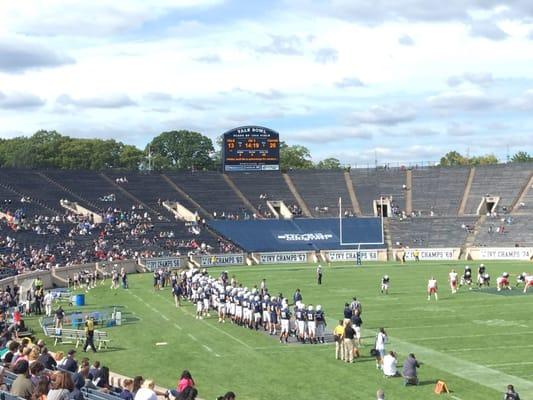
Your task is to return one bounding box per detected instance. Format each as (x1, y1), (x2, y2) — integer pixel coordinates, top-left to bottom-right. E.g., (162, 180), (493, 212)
(0, 169), (65, 214)
(288, 170), (351, 217)
(411, 167), (469, 216)
(475, 214), (533, 247)
(167, 172), (251, 217)
(350, 169), (406, 216)
(389, 217), (477, 248)
(44, 170), (135, 212)
(230, 171), (297, 217)
(464, 164), (532, 215)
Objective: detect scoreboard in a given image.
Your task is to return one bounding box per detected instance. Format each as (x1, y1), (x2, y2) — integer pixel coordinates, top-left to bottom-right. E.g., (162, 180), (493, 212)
(222, 126), (280, 172)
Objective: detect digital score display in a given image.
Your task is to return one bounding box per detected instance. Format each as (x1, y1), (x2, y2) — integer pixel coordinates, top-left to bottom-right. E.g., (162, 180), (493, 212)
(222, 126), (280, 172)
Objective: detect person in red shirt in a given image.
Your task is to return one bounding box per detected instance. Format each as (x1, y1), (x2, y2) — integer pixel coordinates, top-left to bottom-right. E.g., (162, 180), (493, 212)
(170, 370), (195, 398)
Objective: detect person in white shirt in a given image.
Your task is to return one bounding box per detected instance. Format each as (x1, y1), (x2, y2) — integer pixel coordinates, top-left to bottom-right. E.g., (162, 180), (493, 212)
(448, 270), (458, 294)
(134, 380), (157, 400)
(427, 277), (438, 301)
(375, 327), (387, 369)
(382, 351), (400, 377)
(43, 291), (54, 317)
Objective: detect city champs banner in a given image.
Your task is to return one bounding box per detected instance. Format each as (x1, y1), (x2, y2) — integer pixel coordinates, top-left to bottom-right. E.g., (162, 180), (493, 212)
(199, 253), (245, 267)
(141, 257), (182, 271)
(259, 252), (308, 264)
(325, 250), (379, 262)
(474, 247), (533, 260)
(399, 248), (459, 261)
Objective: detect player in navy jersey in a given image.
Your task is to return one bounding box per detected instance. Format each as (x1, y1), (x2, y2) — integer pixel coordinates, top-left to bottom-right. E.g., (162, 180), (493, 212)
(253, 296), (262, 330)
(306, 305), (316, 344)
(269, 297), (279, 335)
(380, 276), (390, 294)
(461, 265), (473, 289)
(172, 283), (182, 308)
(218, 290), (227, 323)
(261, 295), (270, 331)
(295, 303), (307, 343)
(315, 305), (326, 344)
(279, 303), (291, 343)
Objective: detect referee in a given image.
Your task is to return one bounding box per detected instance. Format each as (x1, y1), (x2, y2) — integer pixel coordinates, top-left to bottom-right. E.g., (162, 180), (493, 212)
(83, 316), (97, 353)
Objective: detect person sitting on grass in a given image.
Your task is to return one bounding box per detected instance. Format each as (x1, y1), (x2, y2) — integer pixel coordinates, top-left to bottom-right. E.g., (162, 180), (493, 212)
(402, 353), (420, 386)
(382, 351), (400, 377)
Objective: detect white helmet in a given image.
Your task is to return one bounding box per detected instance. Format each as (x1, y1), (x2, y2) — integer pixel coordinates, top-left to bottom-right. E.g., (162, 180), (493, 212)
(299, 303), (305, 309)
(263, 295), (269, 300)
(308, 305), (313, 311)
(254, 296), (260, 301)
(316, 305), (322, 311)
(384, 275), (389, 279)
(480, 264), (485, 267)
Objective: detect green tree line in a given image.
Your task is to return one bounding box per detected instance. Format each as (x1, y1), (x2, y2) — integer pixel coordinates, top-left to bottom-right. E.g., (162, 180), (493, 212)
(0, 130), (531, 171)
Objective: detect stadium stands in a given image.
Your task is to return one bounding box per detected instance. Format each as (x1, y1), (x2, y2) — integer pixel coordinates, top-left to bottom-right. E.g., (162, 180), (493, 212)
(463, 164), (532, 215)
(230, 171), (297, 218)
(389, 217), (477, 248)
(475, 214), (533, 247)
(166, 172), (251, 218)
(350, 169), (406, 216)
(288, 170), (351, 217)
(411, 167), (469, 216)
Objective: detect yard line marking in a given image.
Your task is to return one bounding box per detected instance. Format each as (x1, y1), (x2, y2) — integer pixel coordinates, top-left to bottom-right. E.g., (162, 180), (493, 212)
(451, 396), (462, 400)
(174, 323), (182, 331)
(486, 361), (533, 368)
(202, 345), (221, 357)
(406, 331), (533, 341)
(324, 318), (533, 399)
(159, 313), (170, 321)
(446, 344), (533, 352)
(188, 333), (199, 342)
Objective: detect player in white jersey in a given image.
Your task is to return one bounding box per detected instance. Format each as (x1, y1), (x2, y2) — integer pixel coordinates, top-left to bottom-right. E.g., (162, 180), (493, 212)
(496, 272), (511, 292)
(427, 277), (438, 301)
(448, 270), (458, 294)
(523, 275), (533, 294)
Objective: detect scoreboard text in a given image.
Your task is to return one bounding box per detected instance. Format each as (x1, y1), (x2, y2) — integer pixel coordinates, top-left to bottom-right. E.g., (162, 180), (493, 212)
(222, 126), (280, 172)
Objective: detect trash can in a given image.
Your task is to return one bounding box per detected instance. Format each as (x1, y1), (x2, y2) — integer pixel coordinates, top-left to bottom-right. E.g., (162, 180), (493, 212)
(115, 311), (122, 326)
(75, 294), (85, 306)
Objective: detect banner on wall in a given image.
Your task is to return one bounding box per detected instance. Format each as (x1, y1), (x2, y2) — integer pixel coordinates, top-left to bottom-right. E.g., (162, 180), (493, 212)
(199, 253), (245, 267)
(325, 250), (379, 262)
(400, 248), (459, 261)
(259, 252), (308, 264)
(477, 248), (532, 260)
(141, 257), (182, 271)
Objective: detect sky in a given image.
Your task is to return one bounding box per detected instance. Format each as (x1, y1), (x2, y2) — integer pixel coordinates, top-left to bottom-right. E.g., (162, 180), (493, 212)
(1, 0), (533, 166)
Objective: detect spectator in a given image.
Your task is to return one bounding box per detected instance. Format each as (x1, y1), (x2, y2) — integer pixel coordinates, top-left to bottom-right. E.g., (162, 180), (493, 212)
(176, 387), (197, 400)
(93, 366), (110, 389)
(402, 353), (421, 386)
(31, 378), (50, 400)
(11, 360), (34, 400)
(176, 370), (195, 394)
(37, 347), (56, 370)
(134, 380), (157, 400)
(132, 376), (144, 397)
(47, 371), (74, 400)
(61, 350), (77, 373)
(120, 379), (134, 400)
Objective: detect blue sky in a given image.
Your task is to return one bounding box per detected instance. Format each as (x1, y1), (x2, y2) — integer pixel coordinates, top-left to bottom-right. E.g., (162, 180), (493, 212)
(1, 0), (533, 166)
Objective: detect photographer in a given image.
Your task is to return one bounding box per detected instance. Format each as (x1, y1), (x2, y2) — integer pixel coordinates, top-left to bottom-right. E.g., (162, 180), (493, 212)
(402, 353), (420, 386)
(503, 384), (520, 400)
(382, 351), (399, 377)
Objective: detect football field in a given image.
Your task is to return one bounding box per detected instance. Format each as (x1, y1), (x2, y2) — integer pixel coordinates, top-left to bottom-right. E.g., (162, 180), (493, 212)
(29, 261), (533, 399)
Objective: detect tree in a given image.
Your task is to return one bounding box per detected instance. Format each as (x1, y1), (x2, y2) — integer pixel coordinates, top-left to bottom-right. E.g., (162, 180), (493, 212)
(146, 130), (215, 171)
(469, 154), (498, 165)
(439, 151), (468, 166)
(280, 141), (314, 171)
(511, 151), (533, 163)
(316, 157), (341, 170)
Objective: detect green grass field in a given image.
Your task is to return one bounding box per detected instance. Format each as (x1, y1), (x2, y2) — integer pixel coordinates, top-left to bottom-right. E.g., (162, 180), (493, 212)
(28, 261), (533, 400)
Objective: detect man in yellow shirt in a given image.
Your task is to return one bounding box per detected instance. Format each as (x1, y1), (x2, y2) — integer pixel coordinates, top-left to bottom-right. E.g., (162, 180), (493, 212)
(83, 316), (97, 353)
(333, 320), (345, 361)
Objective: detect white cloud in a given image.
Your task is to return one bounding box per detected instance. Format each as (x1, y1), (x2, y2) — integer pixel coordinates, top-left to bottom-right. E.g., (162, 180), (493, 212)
(351, 104), (417, 125)
(0, 92), (45, 109)
(427, 89), (501, 110)
(56, 94), (136, 109)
